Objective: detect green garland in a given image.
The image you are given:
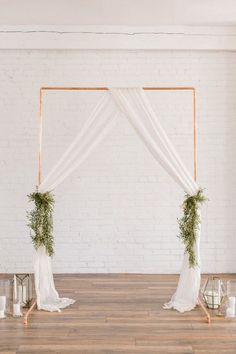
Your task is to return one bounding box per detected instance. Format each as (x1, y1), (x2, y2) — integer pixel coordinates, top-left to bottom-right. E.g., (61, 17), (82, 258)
(26, 188), (206, 264)
(178, 189), (207, 268)
(27, 191), (55, 257)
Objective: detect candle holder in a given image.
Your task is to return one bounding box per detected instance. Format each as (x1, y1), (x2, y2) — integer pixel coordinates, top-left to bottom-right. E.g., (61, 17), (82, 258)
(201, 276), (226, 311)
(14, 274), (33, 308)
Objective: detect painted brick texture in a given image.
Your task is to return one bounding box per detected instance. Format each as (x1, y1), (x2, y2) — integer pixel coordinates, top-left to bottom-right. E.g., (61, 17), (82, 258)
(0, 50), (235, 273)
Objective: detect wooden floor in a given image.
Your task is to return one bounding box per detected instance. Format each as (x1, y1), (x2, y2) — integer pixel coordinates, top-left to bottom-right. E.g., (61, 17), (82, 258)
(0, 274), (236, 354)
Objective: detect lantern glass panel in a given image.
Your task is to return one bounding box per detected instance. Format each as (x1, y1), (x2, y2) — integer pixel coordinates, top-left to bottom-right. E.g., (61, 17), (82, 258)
(201, 277), (225, 309)
(15, 274), (33, 308)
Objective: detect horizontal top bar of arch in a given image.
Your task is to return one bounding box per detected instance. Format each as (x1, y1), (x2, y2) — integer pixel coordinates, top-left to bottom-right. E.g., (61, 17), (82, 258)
(40, 87), (196, 91)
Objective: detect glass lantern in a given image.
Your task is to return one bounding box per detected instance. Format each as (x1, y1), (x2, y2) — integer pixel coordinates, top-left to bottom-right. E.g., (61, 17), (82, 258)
(0, 280), (12, 318)
(201, 276), (226, 309)
(14, 274), (33, 308)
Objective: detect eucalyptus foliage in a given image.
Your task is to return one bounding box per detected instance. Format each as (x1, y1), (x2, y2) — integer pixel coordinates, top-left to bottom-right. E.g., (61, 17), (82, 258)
(27, 191), (55, 257)
(178, 189), (206, 268)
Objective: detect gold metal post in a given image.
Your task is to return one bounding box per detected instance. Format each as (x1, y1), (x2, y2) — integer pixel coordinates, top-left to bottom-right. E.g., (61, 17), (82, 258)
(198, 297), (211, 324)
(193, 89), (197, 181)
(38, 88), (43, 185)
(24, 300), (37, 326)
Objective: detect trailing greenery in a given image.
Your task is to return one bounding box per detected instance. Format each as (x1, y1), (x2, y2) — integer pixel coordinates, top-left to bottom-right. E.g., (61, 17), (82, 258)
(178, 189), (207, 268)
(27, 191), (55, 257)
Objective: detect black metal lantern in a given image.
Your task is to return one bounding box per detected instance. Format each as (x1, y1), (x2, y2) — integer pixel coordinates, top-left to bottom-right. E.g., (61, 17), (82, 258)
(14, 274), (33, 308)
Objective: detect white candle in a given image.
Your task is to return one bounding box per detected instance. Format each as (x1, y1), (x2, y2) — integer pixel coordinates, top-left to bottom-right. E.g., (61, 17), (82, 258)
(0, 309), (5, 319)
(229, 297), (236, 305)
(14, 275), (17, 300)
(0, 296), (6, 311)
(22, 285), (27, 304)
(229, 296), (236, 309)
(18, 285), (27, 305)
(17, 285), (22, 304)
(218, 281), (221, 306)
(13, 303), (22, 317)
(226, 307), (235, 317)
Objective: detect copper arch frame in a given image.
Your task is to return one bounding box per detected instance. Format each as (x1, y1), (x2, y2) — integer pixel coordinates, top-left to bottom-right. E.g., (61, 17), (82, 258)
(25, 87), (212, 326)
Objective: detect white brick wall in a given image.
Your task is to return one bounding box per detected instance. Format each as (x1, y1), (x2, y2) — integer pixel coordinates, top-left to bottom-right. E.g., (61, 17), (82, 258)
(0, 50), (236, 274)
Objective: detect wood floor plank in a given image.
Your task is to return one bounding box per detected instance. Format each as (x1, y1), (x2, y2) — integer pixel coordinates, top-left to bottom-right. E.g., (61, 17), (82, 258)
(0, 273), (235, 353)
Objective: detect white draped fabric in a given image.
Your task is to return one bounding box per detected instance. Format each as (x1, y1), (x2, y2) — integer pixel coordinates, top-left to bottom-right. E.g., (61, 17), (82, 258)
(163, 211), (201, 312)
(35, 246), (75, 311)
(110, 89), (200, 312)
(39, 94), (119, 192)
(35, 88), (201, 313)
(37, 94), (119, 311)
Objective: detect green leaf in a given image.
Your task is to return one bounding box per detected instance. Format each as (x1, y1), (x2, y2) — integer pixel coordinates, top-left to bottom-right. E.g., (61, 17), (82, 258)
(27, 191), (55, 257)
(178, 189), (207, 268)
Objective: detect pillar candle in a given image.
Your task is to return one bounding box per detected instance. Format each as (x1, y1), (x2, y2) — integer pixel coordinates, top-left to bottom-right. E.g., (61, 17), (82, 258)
(22, 285), (27, 304)
(13, 303), (22, 317)
(226, 307), (235, 317)
(17, 285), (22, 304)
(0, 296), (6, 311)
(14, 275), (17, 300)
(228, 296), (236, 309)
(218, 281), (221, 306)
(228, 296), (236, 316)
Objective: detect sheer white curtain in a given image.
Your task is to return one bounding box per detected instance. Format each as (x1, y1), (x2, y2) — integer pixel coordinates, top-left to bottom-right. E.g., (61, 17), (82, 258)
(110, 88), (200, 312)
(34, 246), (75, 311)
(39, 94), (118, 192)
(35, 88), (201, 313)
(36, 94), (119, 311)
